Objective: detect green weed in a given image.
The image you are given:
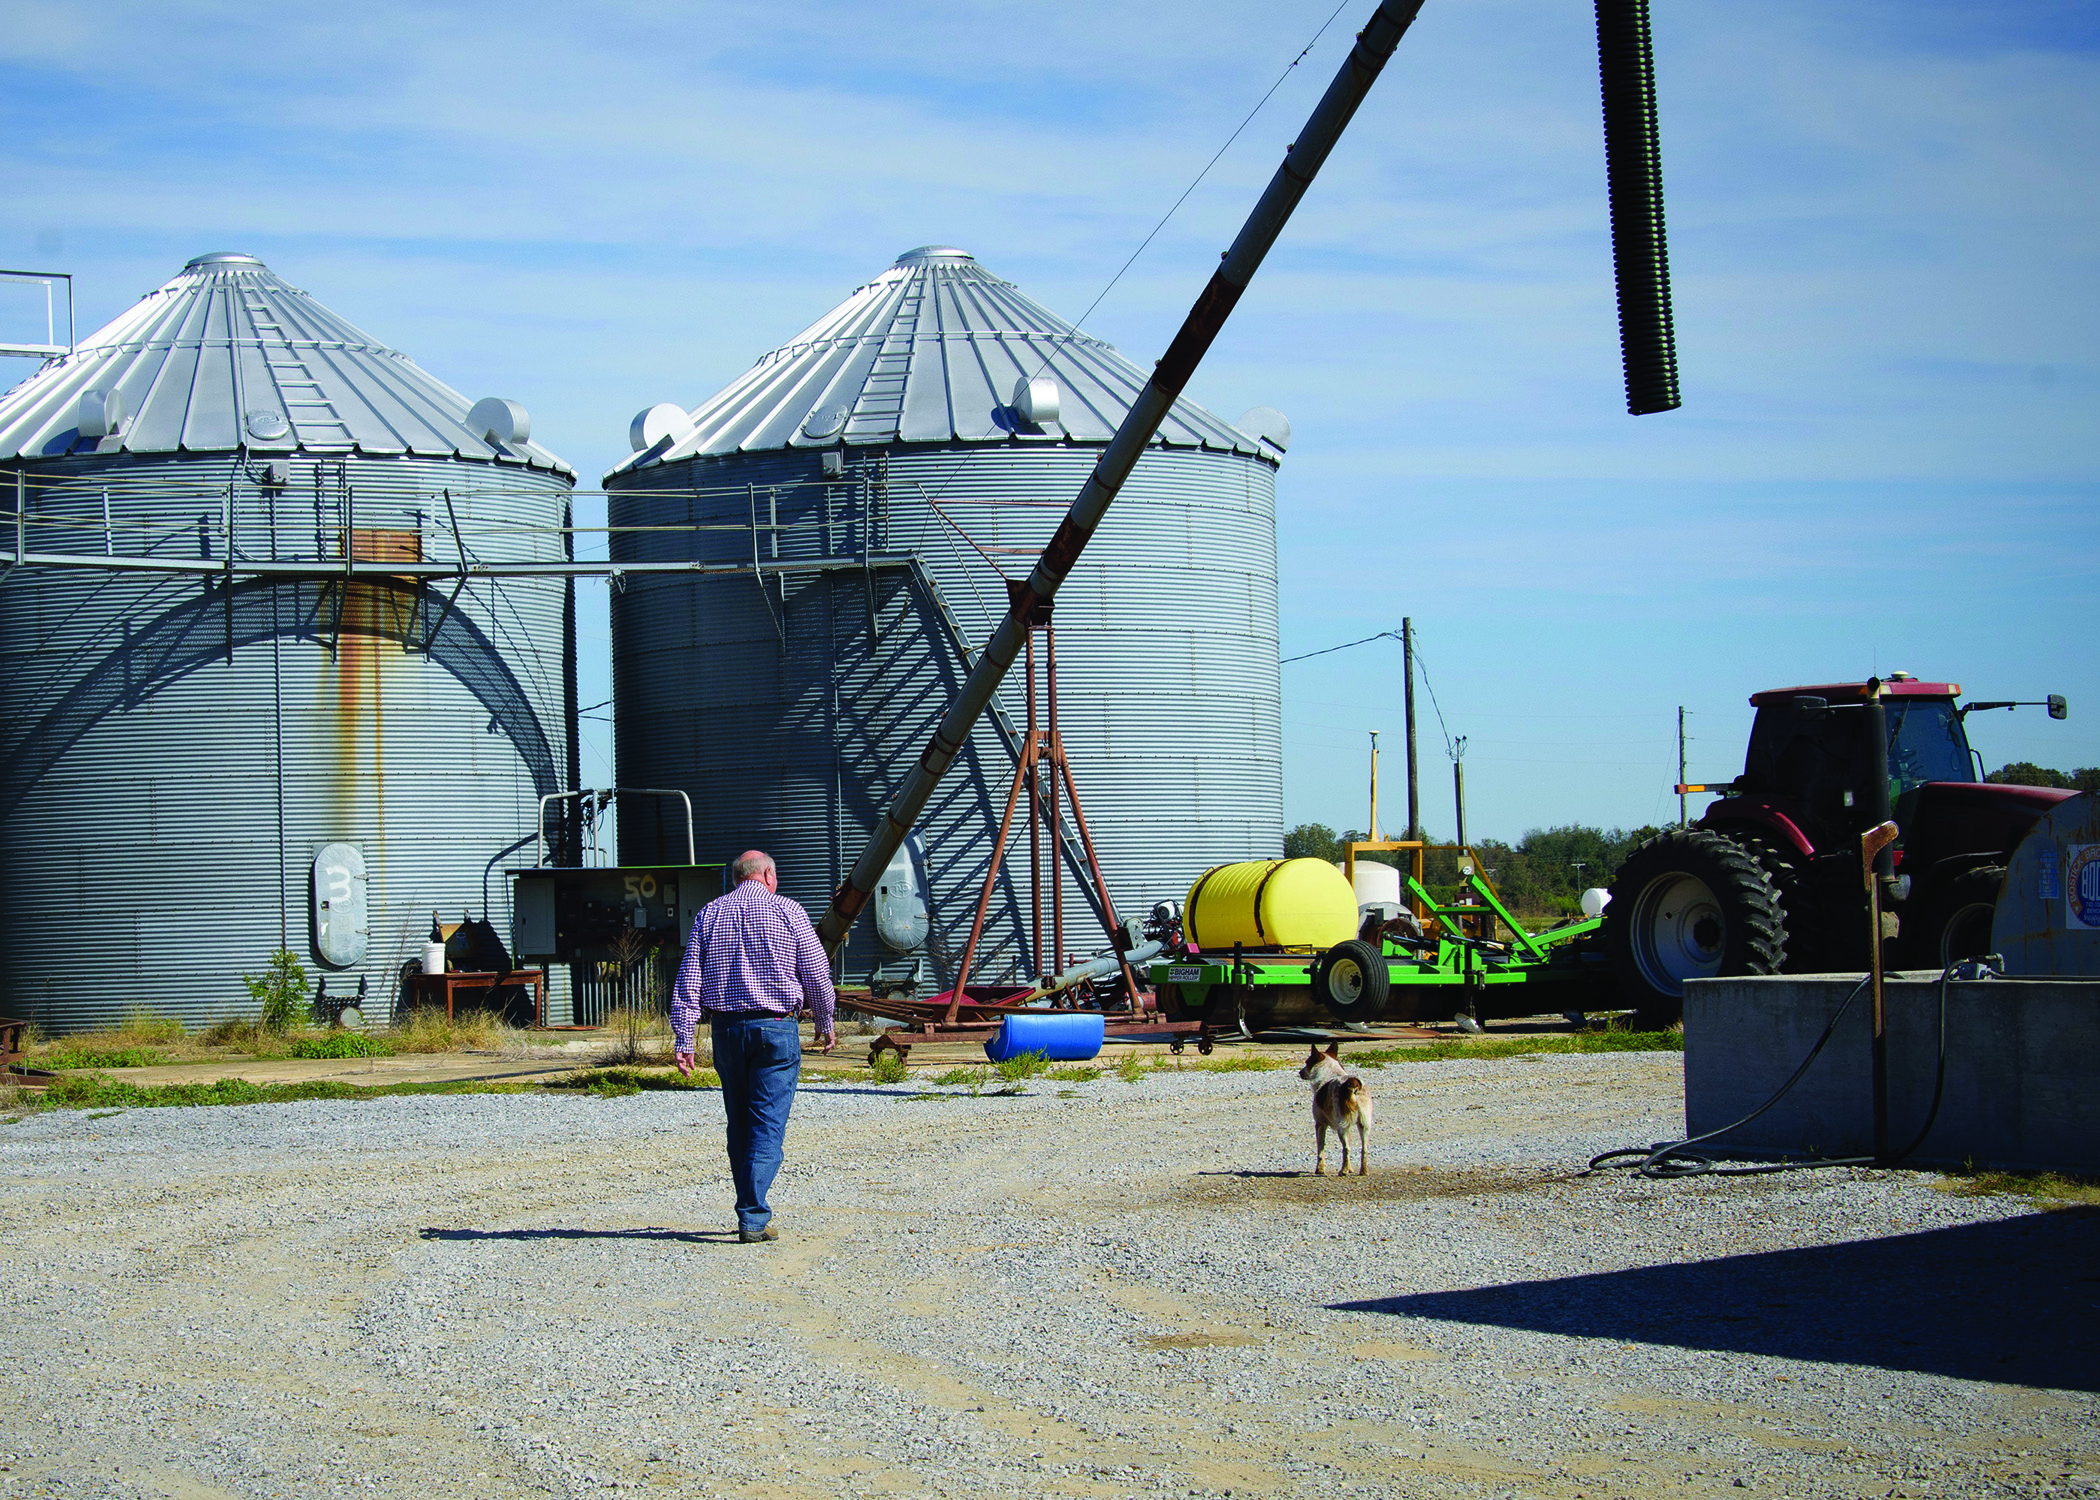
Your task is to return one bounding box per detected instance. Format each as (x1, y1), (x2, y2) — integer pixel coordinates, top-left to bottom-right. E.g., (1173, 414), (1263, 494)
(1187, 1053), (1286, 1073)
(241, 949), (312, 1032)
(42, 1045), (165, 1070)
(281, 1032), (394, 1060)
(1342, 1031), (1683, 1067)
(1114, 1053), (1150, 1083)
(868, 1050), (911, 1085)
(542, 1066), (720, 1093)
(45, 1074), (370, 1110)
(1045, 1065), (1100, 1083)
(994, 1050), (1050, 1083)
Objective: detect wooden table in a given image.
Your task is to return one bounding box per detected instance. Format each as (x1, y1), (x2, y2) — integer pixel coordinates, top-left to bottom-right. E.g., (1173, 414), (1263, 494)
(405, 970), (549, 1028)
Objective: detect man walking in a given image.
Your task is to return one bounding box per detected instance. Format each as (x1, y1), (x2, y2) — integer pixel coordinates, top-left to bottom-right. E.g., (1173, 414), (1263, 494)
(671, 850), (836, 1243)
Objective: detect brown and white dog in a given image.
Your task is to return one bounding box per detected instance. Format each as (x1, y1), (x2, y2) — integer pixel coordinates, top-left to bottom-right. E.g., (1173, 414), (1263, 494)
(1298, 1041), (1373, 1176)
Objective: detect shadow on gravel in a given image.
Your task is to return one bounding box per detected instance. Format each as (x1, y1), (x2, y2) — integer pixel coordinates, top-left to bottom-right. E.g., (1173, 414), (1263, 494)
(1332, 1207), (2100, 1390)
(1184, 1167), (1561, 1205)
(420, 1226), (737, 1245)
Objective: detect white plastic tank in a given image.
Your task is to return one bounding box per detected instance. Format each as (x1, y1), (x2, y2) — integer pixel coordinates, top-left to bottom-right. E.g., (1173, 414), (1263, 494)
(1351, 862), (1402, 906)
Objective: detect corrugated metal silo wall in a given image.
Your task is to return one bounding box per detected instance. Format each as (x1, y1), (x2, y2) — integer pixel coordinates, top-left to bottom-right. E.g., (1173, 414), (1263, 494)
(606, 441), (1281, 984)
(0, 455), (574, 1033)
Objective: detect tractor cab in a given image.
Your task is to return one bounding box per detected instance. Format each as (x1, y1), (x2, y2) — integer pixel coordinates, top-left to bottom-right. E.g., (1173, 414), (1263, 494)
(1740, 679), (1973, 847)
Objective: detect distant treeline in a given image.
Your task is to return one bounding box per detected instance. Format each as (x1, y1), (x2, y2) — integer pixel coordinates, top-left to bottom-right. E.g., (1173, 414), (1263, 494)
(1986, 762), (2100, 792)
(1284, 821), (1666, 916)
(1285, 762), (2095, 918)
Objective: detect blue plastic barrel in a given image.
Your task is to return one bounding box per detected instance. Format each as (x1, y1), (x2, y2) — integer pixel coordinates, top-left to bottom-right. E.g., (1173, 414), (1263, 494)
(983, 1011), (1106, 1062)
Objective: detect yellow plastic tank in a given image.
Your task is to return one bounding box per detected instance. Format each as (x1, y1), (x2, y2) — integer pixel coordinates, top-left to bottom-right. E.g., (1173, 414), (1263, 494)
(1183, 858), (1359, 952)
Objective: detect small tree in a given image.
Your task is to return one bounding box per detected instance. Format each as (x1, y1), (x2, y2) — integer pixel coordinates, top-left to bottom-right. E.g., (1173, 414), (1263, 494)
(1284, 823), (1343, 861)
(242, 949), (312, 1032)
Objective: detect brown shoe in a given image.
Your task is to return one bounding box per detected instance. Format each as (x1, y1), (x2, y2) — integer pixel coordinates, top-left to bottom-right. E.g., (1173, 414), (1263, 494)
(738, 1225), (778, 1243)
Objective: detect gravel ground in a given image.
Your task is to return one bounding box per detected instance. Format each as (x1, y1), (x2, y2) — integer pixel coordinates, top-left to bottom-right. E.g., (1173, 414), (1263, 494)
(0, 1048), (2094, 1500)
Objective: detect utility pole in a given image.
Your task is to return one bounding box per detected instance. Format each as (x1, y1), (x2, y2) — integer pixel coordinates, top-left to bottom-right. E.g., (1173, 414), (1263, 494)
(1677, 706), (1688, 829)
(1368, 730), (1380, 842)
(1402, 618), (1420, 840)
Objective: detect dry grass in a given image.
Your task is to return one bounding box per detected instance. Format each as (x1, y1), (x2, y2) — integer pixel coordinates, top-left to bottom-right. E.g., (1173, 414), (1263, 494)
(386, 1008), (514, 1054)
(31, 1009), (204, 1067)
(595, 1006), (672, 1066)
(1939, 1168), (2100, 1209)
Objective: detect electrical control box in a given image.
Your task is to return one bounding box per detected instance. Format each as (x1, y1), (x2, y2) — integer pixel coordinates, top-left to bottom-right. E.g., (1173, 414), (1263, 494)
(510, 864), (724, 965)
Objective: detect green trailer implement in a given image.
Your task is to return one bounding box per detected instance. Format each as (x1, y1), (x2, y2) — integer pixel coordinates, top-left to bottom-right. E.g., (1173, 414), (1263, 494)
(1149, 868), (1608, 1033)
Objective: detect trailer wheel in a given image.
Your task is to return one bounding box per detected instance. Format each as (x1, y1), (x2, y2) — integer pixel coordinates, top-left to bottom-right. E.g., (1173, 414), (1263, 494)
(1606, 830), (1787, 1028)
(1311, 939), (1390, 1020)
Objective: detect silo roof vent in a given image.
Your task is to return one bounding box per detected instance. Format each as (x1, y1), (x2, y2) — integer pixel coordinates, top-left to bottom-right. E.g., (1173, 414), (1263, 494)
(606, 246), (1275, 476)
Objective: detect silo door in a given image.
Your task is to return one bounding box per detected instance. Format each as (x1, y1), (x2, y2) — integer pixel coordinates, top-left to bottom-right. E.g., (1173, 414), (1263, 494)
(313, 843), (370, 968)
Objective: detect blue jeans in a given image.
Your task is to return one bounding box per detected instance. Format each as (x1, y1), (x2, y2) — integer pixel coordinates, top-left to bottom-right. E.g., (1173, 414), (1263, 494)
(710, 1015), (801, 1233)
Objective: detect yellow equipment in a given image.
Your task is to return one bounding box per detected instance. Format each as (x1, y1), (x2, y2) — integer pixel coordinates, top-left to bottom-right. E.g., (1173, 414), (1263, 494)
(1184, 858), (1359, 952)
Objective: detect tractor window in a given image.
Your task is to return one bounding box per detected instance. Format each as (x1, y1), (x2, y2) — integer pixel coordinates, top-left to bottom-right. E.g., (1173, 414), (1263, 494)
(1744, 704), (1873, 813)
(1886, 698), (1972, 793)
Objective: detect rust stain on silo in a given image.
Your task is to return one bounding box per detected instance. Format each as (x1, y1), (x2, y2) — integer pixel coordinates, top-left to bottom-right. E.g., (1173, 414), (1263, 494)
(329, 529), (422, 830)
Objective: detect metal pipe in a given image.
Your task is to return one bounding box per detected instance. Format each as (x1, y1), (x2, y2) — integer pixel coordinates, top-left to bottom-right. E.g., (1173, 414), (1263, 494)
(1596, 0), (1681, 414)
(536, 788), (695, 867)
(1048, 621), (1064, 972)
(0, 551), (918, 580)
(1028, 629), (1042, 979)
(816, 0), (1427, 955)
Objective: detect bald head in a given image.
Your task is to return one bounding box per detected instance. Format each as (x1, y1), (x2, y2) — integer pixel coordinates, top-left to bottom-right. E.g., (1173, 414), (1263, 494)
(729, 850), (777, 890)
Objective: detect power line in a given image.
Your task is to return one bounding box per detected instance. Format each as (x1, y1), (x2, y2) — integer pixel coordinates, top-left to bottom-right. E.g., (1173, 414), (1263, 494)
(1280, 628), (1401, 664)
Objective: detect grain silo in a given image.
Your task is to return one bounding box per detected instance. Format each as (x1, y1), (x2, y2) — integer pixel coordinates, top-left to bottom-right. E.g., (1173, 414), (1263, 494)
(604, 246), (1285, 989)
(0, 253), (578, 1033)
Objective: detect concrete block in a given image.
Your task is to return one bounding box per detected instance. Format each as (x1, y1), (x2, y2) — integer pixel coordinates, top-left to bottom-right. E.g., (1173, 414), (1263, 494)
(1683, 972), (2100, 1175)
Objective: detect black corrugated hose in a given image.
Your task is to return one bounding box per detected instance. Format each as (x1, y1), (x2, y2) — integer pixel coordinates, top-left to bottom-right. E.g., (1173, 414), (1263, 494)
(1585, 961), (1968, 1180)
(1596, 0), (1682, 415)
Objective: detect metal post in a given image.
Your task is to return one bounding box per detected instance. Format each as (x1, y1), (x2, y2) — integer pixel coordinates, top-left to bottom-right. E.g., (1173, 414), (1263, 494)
(814, 0), (1428, 956)
(1368, 730), (1380, 842)
(1453, 742), (1468, 852)
(1047, 622), (1064, 973)
(1677, 705), (1687, 828)
(1402, 618), (1420, 840)
(1027, 629), (1042, 979)
(562, 498), (581, 866)
(1861, 818), (1900, 1165)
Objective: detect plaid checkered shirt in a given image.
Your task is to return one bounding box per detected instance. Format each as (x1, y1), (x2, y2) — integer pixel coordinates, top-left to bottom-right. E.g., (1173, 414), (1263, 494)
(670, 878), (837, 1052)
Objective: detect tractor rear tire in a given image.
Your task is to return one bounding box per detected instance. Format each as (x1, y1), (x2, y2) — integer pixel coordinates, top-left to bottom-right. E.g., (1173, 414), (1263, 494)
(1311, 940), (1390, 1021)
(1913, 864), (2006, 970)
(1606, 830), (1788, 1028)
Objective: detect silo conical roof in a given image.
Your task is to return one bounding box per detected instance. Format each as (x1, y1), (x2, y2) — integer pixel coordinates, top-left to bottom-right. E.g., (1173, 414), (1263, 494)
(609, 246), (1267, 475)
(0, 252), (573, 474)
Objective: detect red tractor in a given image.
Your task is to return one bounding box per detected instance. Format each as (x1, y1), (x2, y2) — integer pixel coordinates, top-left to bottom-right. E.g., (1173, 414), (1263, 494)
(1604, 675), (2072, 1025)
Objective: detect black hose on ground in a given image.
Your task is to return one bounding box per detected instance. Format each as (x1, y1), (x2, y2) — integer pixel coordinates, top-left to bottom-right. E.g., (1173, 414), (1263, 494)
(1585, 962), (1963, 1180)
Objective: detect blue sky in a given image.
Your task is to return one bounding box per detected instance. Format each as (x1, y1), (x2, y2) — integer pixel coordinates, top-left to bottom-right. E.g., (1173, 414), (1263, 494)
(4, 0), (2095, 844)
